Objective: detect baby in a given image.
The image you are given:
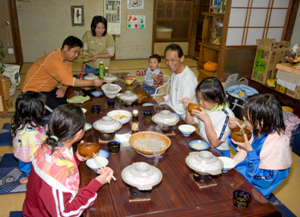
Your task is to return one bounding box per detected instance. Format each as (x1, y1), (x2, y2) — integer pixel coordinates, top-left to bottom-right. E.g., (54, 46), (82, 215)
(131, 54), (163, 94)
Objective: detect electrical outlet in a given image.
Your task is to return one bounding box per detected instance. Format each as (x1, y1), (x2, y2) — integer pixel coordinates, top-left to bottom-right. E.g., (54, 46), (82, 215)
(8, 48), (14, 54)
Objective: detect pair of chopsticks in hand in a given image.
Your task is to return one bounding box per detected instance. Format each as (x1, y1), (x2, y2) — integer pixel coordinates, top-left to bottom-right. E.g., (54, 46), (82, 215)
(92, 153), (116, 184)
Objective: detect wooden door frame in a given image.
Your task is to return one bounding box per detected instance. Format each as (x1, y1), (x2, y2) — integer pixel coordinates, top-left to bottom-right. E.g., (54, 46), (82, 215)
(8, 0), (23, 65)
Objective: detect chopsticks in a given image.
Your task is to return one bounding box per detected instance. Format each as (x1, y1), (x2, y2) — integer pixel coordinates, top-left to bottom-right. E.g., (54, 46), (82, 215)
(235, 121), (245, 135)
(92, 153), (116, 183)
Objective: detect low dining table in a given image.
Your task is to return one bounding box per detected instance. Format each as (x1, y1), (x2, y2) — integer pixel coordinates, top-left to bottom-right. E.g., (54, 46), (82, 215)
(73, 74), (281, 217)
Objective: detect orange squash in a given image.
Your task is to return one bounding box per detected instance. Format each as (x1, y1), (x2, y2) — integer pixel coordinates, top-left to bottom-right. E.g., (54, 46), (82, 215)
(204, 61), (218, 72)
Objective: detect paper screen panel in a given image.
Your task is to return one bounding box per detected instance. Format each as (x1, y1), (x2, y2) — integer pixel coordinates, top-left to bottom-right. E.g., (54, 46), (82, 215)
(245, 28), (264, 45)
(267, 28), (283, 41)
(273, 0), (290, 8)
(231, 0), (248, 7)
(249, 9), (268, 27)
(226, 28), (244, 46)
(228, 9), (247, 27)
(252, 0), (269, 8)
(269, 9), (288, 27)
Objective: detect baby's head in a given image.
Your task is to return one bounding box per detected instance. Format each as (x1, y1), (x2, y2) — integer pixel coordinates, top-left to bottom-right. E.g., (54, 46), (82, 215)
(195, 77), (227, 110)
(243, 94), (285, 136)
(149, 54), (161, 71)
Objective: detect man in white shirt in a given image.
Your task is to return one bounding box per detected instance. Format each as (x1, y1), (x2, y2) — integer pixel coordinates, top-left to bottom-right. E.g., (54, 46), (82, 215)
(156, 44), (198, 119)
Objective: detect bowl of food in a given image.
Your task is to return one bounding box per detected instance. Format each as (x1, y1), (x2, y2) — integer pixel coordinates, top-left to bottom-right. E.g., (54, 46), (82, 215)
(188, 103), (202, 114)
(81, 86), (96, 96)
(129, 131), (171, 155)
(218, 157), (236, 173)
(178, 124), (196, 137)
(189, 140), (209, 151)
(231, 127), (252, 143)
(102, 84), (122, 99)
(86, 156), (109, 171)
(125, 78), (135, 85)
(78, 142), (100, 158)
(107, 110), (132, 124)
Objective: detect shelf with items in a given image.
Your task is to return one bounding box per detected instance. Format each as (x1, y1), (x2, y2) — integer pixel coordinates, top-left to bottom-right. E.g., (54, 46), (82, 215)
(197, 0), (230, 82)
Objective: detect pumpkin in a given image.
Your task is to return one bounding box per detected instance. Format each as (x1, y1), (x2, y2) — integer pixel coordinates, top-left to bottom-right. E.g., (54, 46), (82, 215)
(204, 61), (218, 72)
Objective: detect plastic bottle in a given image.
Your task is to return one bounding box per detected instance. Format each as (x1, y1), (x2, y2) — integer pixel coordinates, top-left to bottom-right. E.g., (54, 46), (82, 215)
(131, 110), (139, 134)
(99, 61), (105, 78)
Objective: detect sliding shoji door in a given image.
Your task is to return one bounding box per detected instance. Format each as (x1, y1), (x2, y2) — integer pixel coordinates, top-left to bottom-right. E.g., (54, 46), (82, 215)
(226, 0), (293, 46)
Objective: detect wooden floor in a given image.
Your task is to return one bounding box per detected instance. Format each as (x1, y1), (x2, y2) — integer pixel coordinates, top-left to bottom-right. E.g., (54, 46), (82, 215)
(0, 58), (299, 217)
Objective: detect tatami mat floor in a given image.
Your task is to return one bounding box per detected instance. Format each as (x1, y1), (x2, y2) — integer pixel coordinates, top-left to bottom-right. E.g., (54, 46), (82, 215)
(0, 58), (299, 217)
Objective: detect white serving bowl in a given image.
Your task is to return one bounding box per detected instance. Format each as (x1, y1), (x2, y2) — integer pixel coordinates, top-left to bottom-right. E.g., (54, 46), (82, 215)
(107, 110), (132, 124)
(86, 156), (109, 171)
(102, 84), (122, 99)
(218, 157), (236, 173)
(178, 124), (196, 137)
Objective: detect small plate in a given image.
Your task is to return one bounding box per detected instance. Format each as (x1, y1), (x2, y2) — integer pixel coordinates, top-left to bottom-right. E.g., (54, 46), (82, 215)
(91, 91), (103, 97)
(189, 140), (209, 151)
(172, 113), (181, 118)
(142, 103), (155, 107)
(96, 149), (110, 159)
(85, 123), (92, 131)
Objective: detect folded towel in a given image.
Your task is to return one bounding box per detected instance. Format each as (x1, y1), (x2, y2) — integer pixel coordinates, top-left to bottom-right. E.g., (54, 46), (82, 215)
(67, 95), (90, 104)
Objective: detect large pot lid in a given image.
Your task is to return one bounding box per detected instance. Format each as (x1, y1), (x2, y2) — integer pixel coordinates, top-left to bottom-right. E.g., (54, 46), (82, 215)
(83, 73), (98, 80)
(103, 74), (118, 82)
(152, 110), (179, 126)
(121, 162), (162, 191)
(185, 151), (223, 176)
(119, 91), (139, 102)
(93, 116), (122, 133)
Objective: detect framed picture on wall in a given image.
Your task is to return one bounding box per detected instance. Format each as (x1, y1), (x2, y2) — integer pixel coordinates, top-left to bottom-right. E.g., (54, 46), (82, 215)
(71, 6), (84, 26)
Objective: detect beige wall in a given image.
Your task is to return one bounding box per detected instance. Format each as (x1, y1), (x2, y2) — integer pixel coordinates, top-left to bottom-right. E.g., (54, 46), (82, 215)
(0, 0), (16, 64)
(16, 0), (154, 63)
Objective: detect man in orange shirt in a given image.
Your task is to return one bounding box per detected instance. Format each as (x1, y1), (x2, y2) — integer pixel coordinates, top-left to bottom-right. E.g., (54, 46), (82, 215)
(22, 36), (103, 113)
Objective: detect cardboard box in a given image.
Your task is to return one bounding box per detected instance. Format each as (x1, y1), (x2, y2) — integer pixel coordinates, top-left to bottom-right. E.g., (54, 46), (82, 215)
(276, 63), (300, 99)
(251, 39), (291, 84)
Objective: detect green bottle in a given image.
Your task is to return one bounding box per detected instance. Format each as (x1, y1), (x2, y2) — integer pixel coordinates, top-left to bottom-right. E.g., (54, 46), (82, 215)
(99, 61), (104, 78)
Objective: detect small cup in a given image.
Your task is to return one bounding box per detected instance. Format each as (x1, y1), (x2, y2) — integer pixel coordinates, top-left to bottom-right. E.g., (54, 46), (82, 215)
(107, 141), (121, 154)
(143, 110), (153, 121)
(107, 99), (116, 108)
(91, 105), (101, 114)
(233, 190), (252, 209)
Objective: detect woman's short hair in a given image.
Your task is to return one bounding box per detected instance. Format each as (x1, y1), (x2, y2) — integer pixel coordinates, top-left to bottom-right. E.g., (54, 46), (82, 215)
(196, 77), (227, 105)
(91, 16), (107, 36)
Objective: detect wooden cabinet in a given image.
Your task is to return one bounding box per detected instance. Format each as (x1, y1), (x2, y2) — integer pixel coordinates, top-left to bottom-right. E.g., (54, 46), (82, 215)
(152, 0), (195, 57)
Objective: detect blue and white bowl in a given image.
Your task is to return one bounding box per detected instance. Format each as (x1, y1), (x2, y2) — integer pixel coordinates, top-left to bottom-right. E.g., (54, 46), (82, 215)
(189, 140), (209, 151)
(91, 91), (103, 97)
(86, 156), (109, 171)
(96, 149), (110, 159)
(218, 157), (236, 173)
(178, 124), (196, 137)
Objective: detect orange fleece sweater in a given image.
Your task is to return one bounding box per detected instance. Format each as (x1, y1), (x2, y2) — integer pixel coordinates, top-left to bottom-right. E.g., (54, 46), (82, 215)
(22, 48), (75, 92)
